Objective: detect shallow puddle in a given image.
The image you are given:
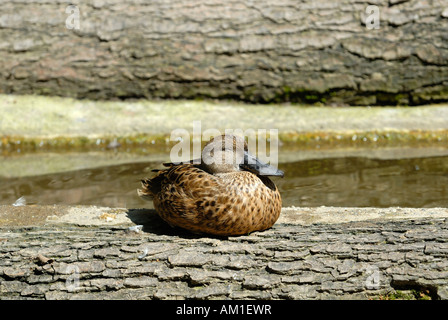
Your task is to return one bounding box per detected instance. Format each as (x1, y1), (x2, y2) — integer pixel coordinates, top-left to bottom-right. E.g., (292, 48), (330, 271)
(1, 150), (447, 208)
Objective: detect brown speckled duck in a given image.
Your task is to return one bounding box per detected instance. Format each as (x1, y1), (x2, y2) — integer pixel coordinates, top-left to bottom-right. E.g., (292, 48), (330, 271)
(138, 134), (283, 236)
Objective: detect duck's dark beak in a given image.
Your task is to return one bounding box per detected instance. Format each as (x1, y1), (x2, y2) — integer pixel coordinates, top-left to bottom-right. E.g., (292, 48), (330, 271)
(240, 151), (284, 177)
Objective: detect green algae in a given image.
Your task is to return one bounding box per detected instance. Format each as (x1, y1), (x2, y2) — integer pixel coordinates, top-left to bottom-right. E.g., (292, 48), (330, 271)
(1, 129), (448, 154)
(1, 94), (448, 153)
(376, 289), (434, 300)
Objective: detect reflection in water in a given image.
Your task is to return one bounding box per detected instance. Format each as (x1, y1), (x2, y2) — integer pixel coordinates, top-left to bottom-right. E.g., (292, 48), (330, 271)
(278, 156), (448, 208)
(1, 156), (448, 208)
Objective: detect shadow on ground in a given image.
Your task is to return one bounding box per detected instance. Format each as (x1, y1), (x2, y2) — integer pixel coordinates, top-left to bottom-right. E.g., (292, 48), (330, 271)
(125, 208), (217, 239)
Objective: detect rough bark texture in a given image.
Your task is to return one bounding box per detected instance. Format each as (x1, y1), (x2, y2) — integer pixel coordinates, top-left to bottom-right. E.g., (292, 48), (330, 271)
(0, 0), (447, 105)
(1, 214), (448, 300)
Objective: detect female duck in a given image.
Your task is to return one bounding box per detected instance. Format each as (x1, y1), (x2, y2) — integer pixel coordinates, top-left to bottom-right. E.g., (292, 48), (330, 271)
(138, 134), (283, 236)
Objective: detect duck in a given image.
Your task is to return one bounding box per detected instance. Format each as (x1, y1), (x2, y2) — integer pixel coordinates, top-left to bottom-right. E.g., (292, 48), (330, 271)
(138, 134), (283, 236)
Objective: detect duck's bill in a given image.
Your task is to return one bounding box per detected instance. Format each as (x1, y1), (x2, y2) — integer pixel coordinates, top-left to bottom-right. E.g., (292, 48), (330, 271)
(240, 152), (284, 177)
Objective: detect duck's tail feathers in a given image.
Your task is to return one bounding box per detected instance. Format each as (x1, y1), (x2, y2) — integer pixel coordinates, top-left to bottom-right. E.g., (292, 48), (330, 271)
(160, 158), (201, 168)
(137, 176), (162, 201)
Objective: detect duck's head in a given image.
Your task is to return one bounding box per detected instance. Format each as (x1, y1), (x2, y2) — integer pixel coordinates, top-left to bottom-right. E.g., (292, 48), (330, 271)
(200, 134), (284, 177)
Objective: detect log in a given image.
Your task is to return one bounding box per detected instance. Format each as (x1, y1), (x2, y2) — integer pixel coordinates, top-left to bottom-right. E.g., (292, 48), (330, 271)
(0, 0), (447, 105)
(1, 205), (448, 300)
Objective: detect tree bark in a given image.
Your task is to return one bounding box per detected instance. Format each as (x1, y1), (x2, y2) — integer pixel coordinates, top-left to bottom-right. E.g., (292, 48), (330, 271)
(1, 206), (448, 300)
(0, 0), (447, 105)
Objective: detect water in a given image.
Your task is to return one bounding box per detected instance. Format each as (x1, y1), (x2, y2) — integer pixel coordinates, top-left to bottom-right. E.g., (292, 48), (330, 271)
(279, 156), (448, 208)
(1, 151), (448, 208)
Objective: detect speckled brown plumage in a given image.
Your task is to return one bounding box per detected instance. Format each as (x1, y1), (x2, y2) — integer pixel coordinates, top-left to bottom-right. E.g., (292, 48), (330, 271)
(138, 135), (283, 236)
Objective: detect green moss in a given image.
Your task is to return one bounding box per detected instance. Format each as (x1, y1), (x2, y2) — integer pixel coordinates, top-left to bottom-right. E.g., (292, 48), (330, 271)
(268, 85), (448, 106)
(278, 129), (448, 150)
(0, 134), (173, 155)
(242, 86), (259, 102)
(376, 289), (433, 300)
(273, 87), (329, 105)
(2, 129), (448, 154)
(305, 94), (319, 101)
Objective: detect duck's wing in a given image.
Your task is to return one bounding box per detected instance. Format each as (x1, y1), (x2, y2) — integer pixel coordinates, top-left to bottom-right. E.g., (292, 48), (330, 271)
(140, 161), (196, 199)
(159, 158), (202, 168)
(138, 163), (212, 202)
(139, 164), (228, 229)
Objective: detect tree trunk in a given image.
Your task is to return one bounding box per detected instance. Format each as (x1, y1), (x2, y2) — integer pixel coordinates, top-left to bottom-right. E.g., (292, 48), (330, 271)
(1, 0), (447, 105)
(1, 206), (448, 300)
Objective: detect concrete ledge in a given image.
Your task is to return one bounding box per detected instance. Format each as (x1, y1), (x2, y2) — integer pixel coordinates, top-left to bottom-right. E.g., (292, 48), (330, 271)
(1, 205), (448, 300)
(1, 205), (448, 227)
(2, 95), (448, 153)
